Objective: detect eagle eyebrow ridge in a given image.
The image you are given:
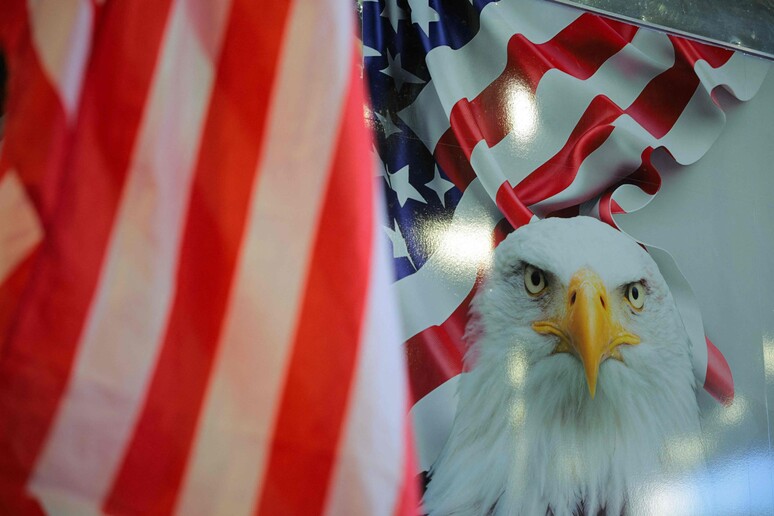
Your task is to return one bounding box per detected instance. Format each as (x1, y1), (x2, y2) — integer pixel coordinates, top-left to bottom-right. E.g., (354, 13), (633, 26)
(617, 277), (650, 292)
(504, 260), (530, 279)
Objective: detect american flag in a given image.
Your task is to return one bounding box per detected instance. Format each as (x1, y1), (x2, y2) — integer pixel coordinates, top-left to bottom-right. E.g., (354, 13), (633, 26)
(362, 0), (769, 473)
(0, 0), (418, 514)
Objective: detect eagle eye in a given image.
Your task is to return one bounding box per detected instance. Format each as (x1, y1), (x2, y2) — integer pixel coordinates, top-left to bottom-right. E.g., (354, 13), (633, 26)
(625, 281), (646, 310)
(524, 265), (547, 295)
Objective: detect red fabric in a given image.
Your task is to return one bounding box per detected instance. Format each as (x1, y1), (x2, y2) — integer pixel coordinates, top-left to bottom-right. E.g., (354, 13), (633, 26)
(256, 57), (373, 515)
(705, 337), (734, 405)
(436, 14), (637, 191)
(104, 3), (293, 513)
(0, 1), (175, 511)
(0, 1), (418, 514)
(406, 19), (737, 405)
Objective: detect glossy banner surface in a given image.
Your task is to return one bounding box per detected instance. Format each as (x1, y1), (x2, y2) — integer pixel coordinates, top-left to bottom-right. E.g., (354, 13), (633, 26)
(363, 0), (773, 513)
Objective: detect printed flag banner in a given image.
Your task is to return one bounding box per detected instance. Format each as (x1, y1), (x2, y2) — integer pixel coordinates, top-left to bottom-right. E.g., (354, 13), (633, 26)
(0, 0), (418, 514)
(363, 0), (774, 514)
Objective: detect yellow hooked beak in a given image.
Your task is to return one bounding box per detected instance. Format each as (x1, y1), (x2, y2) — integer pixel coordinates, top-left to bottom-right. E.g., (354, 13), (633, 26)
(532, 269), (639, 398)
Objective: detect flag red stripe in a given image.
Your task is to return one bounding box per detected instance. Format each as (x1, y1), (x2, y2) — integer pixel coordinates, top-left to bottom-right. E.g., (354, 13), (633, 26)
(598, 147), (660, 228)
(0, 1), (25, 50)
(671, 36), (732, 68)
(546, 205), (581, 218)
(0, 9), (69, 222)
(624, 38), (732, 139)
(514, 95), (619, 204)
(414, 36), (738, 407)
(436, 15), (637, 191)
(496, 181), (535, 228)
(435, 30), (732, 201)
(0, 1), (175, 510)
(0, 248), (37, 352)
(433, 133), (476, 191)
(255, 57), (372, 515)
(625, 61), (699, 139)
(513, 40), (706, 209)
(405, 286), (473, 402)
(394, 409), (420, 516)
(705, 337), (734, 405)
(627, 147), (661, 195)
(103, 3), (293, 514)
(405, 221), (512, 403)
(598, 189), (617, 227)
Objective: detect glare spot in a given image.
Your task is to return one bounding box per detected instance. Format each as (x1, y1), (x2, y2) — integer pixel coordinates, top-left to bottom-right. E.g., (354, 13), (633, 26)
(638, 453), (774, 515)
(506, 351), (528, 387)
(717, 394), (747, 426)
(554, 443), (581, 479)
(638, 480), (697, 516)
(508, 398), (526, 428)
(506, 83), (537, 141)
(425, 219), (493, 273)
(664, 436), (704, 469)
(363, 104), (376, 132)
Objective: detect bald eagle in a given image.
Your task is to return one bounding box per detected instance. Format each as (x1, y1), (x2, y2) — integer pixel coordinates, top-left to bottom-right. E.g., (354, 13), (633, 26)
(422, 217), (702, 516)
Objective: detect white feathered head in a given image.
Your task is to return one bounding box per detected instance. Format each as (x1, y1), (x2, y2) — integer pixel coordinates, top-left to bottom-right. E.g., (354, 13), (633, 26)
(423, 217), (702, 516)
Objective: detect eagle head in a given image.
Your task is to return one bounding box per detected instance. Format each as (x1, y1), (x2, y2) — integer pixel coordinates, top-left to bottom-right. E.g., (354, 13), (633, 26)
(422, 216), (702, 516)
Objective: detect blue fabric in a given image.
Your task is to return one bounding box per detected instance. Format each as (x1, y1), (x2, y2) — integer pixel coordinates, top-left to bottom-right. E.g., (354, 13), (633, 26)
(363, 0), (500, 280)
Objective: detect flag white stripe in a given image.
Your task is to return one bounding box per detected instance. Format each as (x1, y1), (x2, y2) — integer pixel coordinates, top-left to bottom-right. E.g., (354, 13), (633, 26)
(610, 183), (653, 213)
(397, 97), (729, 389)
(29, 0), (229, 508)
(470, 35), (768, 202)
(663, 58), (768, 165)
(27, 0), (93, 117)
(403, 30), (767, 174)
(324, 189), (407, 516)
(531, 115), (655, 215)
(539, 52), (768, 212)
(403, 102), (729, 374)
(584, 197), (603, 220)
(0, 170), (42, 284)
(694, 51), (769, 102)
(402, 28), (673, 157)
(398, 0), (584, 150)
(410, 375), (459, 472)
(424, 0), (581, 110)
(393, 178), (500, 342)
(174, 1), (351, 513)
(395, 48), (768, 352)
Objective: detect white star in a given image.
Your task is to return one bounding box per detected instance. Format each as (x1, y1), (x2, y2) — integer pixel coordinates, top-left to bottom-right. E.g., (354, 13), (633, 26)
(384, 221), (416, 269)
(380, 0), (407, 33)
(373, 147), (391, 186)
(424, 165), (456, 207)
(374, 111), (401, 138)
(363, 45), (381, 58)
(389, 164), (425, 207)
(379, 50), (425, 91)
(407, 0), (440, 36)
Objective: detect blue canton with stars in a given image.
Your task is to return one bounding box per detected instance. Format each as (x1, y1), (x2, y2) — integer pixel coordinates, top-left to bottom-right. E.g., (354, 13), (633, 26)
(361, 0), (499, 281)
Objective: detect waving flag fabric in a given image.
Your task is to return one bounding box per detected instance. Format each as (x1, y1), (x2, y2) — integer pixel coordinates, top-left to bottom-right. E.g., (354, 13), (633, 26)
(362, 0), (769, 471)
(0, 0), (418, 514)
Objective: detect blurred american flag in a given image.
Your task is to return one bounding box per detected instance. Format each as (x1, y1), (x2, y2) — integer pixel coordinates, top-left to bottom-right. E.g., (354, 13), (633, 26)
(0, 0), (417, 513)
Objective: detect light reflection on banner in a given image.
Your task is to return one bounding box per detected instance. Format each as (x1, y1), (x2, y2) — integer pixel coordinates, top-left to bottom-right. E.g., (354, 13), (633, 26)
(636, 452), (774, 515)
